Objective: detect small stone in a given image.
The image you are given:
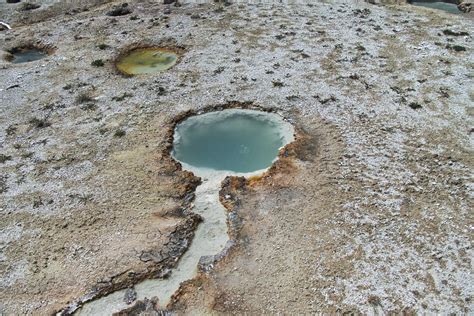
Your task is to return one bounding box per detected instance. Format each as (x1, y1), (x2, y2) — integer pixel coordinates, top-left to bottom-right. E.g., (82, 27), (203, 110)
(123, 287), (137, 305)
(458, 1), (472, 13)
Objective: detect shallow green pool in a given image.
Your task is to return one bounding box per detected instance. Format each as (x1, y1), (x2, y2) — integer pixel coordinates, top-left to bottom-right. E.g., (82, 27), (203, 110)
(411, 1), (461, 14)
(116, 48), (178, 75)
(172, 109), (293, 173)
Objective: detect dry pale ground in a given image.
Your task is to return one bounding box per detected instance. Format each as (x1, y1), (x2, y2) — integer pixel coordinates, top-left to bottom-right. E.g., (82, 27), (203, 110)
(0, 0), (473, 315)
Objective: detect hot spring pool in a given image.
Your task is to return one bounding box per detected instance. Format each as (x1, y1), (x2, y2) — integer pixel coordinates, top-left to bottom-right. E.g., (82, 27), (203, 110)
(116, 48), (178, 75)
(172, 109), (293, 173)
(410, 0), (461, 14)
(9, 48), (48, 63)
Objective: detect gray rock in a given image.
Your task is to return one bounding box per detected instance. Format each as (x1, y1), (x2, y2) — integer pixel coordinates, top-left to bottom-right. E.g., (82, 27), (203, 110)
(123, 287), (137, 305)
(458, 0), (473, 12)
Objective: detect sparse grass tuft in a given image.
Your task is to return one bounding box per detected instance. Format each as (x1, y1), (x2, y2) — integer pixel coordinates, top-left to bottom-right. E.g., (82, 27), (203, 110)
(0, 154), (12, 164)
(21, 152), (34, 159)
(63, 83), (74, 90)
(76, 92), (94, 104)
(29, 117), (51, 128)
(408, 102), (422, 110)
(355, 43), (366, 51)
(97, 44), (109, 50)
(81, 104), (98, 111)
(91, 59), (105, 67)
(106, 3), (132, 17)
(114, 129), (126, 137)
(6, 125), (17, 136)
(446, 44), (466, 52)
(0, 175), (7, 194)
(443, 29), (469, 37)
(112, 93), (133, 102)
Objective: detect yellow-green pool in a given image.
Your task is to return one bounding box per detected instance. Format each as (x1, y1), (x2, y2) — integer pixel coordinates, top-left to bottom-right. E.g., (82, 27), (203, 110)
(116, 48), (178, 75)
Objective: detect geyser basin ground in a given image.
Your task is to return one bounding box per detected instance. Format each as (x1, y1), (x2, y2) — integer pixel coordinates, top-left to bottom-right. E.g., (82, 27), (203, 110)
(75, 109), (294, 315)
(2, 1), (473, 314)
(7, 48), (48, 63)
(116, 48), (178, 75)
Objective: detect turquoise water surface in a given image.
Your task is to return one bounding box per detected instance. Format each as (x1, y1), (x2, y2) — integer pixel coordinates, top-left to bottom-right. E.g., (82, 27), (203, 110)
(411, 1), (461, 14)
(11, 49), (47, 63)
(172, 110), (289, 173)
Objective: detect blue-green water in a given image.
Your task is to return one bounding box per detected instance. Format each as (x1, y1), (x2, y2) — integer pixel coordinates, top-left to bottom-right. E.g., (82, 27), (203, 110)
(411, 1), (461, 14)
(172, 109), (291, 173)
(10, 49), (47, 63)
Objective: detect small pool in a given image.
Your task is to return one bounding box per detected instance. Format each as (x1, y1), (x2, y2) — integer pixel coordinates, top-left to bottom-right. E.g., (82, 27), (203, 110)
(9, 49), (48, 64)
(172, 109), (293, 173)
(116, 48), (178, 75)
(410, 1), (461, 14)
